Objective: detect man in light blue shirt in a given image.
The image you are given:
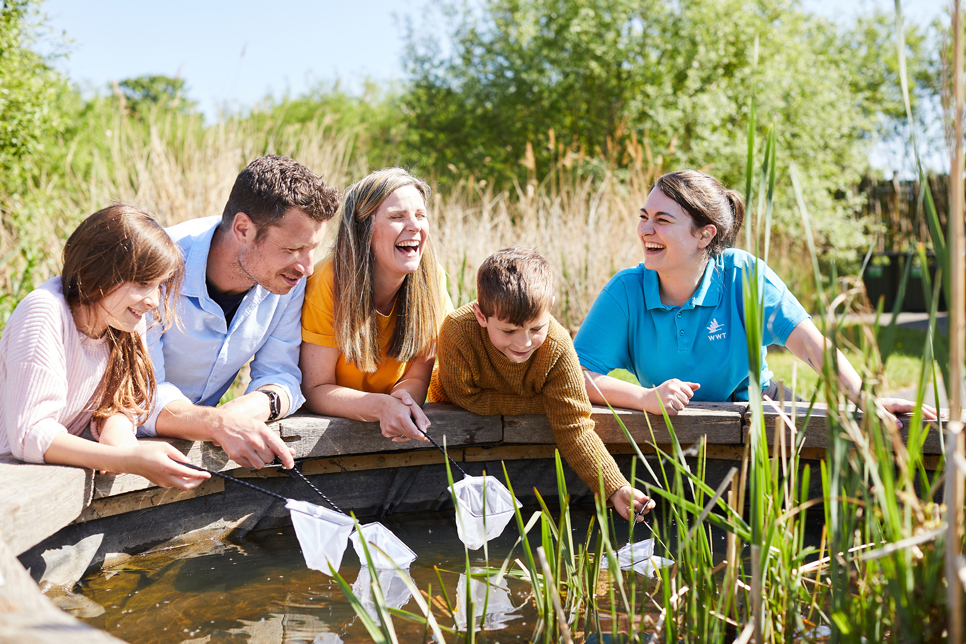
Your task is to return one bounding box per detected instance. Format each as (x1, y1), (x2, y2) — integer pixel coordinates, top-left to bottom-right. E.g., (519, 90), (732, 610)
(141, 155), (339, 469)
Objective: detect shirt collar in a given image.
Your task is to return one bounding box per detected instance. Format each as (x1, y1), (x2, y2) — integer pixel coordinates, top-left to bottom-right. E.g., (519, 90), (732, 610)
(182, 220), (220, 300)
(641, 257), (723, 311)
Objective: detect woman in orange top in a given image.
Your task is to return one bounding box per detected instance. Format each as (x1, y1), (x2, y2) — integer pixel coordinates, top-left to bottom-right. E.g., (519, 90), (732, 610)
(300, 168), (451, 442)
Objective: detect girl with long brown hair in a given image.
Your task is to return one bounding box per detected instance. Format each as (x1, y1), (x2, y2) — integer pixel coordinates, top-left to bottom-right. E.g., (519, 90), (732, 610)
(300, 167), (451, 442)
(0, 204), (209, 489)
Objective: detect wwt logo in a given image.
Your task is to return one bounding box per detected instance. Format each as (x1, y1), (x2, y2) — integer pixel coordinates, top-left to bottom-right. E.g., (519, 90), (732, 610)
(707, 318), (726, 341)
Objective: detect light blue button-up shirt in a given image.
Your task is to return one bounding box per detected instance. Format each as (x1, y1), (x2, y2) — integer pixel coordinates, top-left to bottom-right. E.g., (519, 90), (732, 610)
(140, 216), (306, 435)
(575, 249), (810, 402)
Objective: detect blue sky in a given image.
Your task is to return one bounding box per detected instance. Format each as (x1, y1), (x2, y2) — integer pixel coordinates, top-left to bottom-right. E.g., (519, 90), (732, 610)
(42, 0), (946, 120)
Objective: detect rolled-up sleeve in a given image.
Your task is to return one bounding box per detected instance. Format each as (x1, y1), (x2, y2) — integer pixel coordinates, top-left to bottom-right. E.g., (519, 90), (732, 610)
(246, 279), (306, 416)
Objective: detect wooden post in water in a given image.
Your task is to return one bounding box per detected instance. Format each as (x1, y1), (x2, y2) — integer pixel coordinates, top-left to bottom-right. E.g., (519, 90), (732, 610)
(947, 0), (965, 640)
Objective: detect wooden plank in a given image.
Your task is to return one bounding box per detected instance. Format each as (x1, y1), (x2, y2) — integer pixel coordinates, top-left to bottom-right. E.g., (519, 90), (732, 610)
(504, 402), (745, 446)
(238, 449), (464, 479)
(0, 456), (92, 557)
(275, 403), (502, 459)
(753, 402), (944, 454)
(77, 478), (225, 523)
(0, 538), (124, 643)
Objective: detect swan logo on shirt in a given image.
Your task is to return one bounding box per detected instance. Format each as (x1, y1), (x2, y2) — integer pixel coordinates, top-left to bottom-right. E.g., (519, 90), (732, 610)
(707, 318), (726, 341)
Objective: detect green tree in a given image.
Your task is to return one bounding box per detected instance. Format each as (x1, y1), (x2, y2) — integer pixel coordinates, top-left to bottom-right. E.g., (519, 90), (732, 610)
(116, 75), (197, 114)
(402, 0), (938, 256)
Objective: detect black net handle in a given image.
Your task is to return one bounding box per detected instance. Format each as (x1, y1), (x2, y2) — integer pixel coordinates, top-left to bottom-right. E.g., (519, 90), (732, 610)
(282, 464), (345, 515)
(417, 428), (469, 478)
(177, 460), (288, 503)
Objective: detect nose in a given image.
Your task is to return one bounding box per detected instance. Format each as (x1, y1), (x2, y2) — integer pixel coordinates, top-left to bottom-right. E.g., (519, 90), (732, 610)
(298, 248), (315, 277)
(405, 213), (420, 231)
(638, 219), (653, 236)
(145, 284), (161, 309)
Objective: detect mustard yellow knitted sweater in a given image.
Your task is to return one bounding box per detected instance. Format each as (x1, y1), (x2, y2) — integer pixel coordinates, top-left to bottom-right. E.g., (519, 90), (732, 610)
(428, 304), (630, 500)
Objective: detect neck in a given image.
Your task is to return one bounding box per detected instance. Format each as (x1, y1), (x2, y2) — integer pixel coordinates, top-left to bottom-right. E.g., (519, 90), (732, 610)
(207, 226), (255, 295)
(71, 303), (107, 339)
(657, 258), (709, 308)
(372, 270), (406, 316)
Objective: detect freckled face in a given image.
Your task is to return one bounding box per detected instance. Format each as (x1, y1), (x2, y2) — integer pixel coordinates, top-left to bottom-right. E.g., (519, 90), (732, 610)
(637, 188), (715, 275)
(473, 304), (552, 364)
(370, 185), (429, 284)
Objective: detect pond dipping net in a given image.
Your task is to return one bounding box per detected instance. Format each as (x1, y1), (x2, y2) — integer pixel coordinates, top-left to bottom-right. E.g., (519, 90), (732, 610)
(451, 475), (521, 550)
(286, 499), (356, 575)
(605, 538), (674, 577)
(350, 522), (418, 569)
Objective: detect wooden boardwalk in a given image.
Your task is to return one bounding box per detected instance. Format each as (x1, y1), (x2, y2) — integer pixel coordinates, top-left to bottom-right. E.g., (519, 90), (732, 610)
(0, 402), (943, 643)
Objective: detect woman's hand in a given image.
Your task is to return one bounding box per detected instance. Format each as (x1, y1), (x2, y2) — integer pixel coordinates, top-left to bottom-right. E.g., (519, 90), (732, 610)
(609, 485), (656, 521)
(379, 390), (432, 443)
(644, 379), (700, 415)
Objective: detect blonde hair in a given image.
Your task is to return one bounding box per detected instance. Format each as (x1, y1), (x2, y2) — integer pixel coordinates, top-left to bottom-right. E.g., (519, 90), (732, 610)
(333, 168), (448, 372)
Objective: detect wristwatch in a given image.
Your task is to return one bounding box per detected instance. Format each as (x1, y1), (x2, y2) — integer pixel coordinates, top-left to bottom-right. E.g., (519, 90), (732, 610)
(259, 389), (282, 422)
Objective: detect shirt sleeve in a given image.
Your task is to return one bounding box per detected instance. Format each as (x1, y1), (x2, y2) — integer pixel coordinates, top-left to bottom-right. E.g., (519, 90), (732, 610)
(758, 260), (811, 347)
(301, 266), (338, 348)
(542, 331), (630, 500)
(140, 311), (192, 437)
(246, 279), (307, 416)
(1, 299), (72, 463)
(574, 278), (634, 375)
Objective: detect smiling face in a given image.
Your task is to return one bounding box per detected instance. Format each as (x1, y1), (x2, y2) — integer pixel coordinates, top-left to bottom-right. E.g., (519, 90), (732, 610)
(236, 207), (326, 295)
(473, 302), (552, 364)
(370, 184), (429, 285)
(91, 275), (170, 336)
(637, 188), (717, 276)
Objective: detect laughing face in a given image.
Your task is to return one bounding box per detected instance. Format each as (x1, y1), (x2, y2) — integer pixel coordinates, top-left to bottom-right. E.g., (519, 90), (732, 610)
(92, 275), (169, 336)
(370, 184), (429, 285)
(637, 188), (716, 275)
(237, 208), (326, 295)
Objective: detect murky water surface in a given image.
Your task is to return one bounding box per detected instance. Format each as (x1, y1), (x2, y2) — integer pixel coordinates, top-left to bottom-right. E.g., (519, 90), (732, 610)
(70, 504), (657, 644)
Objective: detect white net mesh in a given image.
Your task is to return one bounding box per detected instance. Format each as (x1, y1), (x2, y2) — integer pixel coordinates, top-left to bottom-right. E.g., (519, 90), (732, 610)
(451, 475), (521, 550)
(350, 567), (415, 621)
(454, 571), (521, 632)
(286, 499), (356, 575)
(604, 538), (674, 577)
(349, 522), (418, 569)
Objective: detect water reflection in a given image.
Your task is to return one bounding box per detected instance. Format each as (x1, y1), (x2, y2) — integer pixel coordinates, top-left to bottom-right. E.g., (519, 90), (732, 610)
(454, 570), (522, 632)
(349, 567), (415, 621)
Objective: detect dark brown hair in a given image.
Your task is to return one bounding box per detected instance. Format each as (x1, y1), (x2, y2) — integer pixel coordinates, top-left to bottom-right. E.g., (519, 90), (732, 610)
(476, 247), (554, 326)
(62, 204), (184, 421)
(654, 170), (745, 258)
(333, 167), (449, 372)
(221, 154), (340, 238)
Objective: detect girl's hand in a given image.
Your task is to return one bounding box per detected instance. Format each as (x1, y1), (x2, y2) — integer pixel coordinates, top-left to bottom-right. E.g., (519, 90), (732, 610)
(609, 485), (655, 521)
(119, 442), (210, 490)
(380, 390), (431, 443)
(644, 380), (700, 415)
(876, 397), (939, 422)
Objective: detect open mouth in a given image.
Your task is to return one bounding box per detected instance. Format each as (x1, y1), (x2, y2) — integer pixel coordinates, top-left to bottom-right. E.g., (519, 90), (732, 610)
(396, 240), (421, 258)
(644, 242), (666, 253)
(280, 273), (301, 286)
(128, 308), (146, 320)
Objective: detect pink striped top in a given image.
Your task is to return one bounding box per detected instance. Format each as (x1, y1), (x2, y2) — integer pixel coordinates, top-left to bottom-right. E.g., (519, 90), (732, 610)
(0, 277), (143, 463)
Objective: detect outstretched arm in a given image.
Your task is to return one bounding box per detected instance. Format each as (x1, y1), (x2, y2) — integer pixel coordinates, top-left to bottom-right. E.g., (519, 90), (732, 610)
(784, 318), (937, 419)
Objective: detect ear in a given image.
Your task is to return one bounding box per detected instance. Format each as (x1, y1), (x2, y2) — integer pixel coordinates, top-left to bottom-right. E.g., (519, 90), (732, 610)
(550, 296), (556, 310)
(696, 224), (717, 250)
(471, 302), (489, 328)
(231, 212), (257, 245)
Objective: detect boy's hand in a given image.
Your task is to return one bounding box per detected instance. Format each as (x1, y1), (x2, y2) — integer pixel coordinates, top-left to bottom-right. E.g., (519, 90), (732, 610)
(609, 486), (655, 521)
(644, 380), (700, 415)
(381, 391), (432, 443)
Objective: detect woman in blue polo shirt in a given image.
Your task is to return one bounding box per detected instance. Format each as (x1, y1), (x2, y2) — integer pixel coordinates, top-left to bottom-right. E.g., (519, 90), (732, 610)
(574, 169), (932, 418)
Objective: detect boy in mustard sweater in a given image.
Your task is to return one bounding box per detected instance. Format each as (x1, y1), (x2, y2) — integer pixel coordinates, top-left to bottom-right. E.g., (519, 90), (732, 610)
(428, 247), (653, 520)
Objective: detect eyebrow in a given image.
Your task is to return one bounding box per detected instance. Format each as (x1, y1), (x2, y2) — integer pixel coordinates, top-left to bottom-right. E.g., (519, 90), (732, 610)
(640, 207), (678, 219)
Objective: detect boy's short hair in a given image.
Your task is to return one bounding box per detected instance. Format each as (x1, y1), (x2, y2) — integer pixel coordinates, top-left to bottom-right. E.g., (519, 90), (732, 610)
(476, 247), (554, 326)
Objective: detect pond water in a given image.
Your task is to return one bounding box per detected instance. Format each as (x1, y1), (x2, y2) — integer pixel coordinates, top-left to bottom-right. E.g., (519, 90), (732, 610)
(66, 503), (666, 644)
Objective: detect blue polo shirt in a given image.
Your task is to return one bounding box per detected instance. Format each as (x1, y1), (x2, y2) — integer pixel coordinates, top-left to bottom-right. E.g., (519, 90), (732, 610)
(574, 249), (810, 402)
